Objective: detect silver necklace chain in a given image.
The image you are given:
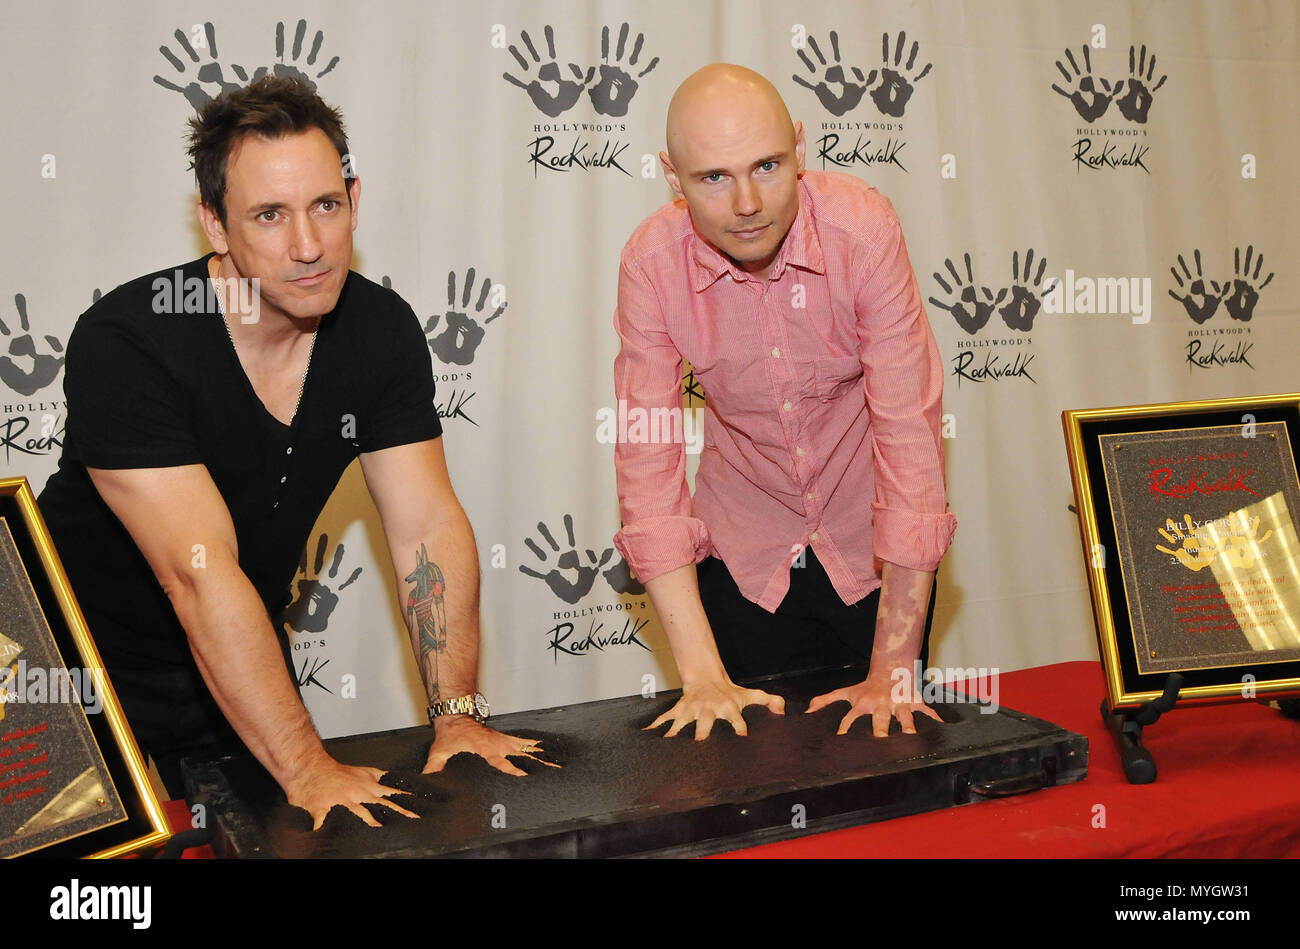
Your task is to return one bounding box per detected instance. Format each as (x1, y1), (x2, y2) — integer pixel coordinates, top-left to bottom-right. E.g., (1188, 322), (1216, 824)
(213, 277), (318, 425)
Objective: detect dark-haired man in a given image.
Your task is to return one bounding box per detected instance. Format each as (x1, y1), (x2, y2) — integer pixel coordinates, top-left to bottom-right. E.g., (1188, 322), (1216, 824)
(613, 64), (957, 741)
(38, 76), (550, 829)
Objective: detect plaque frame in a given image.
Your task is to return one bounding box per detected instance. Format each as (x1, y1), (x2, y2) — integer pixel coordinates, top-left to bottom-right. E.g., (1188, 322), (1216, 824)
(1063, 394), (1300, 710)
(0, 477), (170, 858)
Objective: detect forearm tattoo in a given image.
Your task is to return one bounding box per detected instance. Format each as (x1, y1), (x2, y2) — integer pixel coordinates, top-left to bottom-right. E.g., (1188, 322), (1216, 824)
(405, 544), (447, 702)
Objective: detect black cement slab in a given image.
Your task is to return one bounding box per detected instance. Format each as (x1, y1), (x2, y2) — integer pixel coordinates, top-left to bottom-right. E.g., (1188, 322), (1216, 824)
(182, 667), (1088, 858)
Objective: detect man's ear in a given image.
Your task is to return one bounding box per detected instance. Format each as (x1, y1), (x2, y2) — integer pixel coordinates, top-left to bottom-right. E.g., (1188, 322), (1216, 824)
(794, 120), (806, 176)
(660, 150), (685, 200)
(347, 175), (361, 231)
(196, 201), (230, 256)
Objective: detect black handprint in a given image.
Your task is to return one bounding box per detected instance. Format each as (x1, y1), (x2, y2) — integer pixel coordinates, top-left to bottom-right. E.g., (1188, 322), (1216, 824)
(269, 19), (340, 87)
(284, 533), (362, 634)
(588, 23), (659, 117)
(869, 32), (932, 118)
(152, 23), (252, 109)
(519, 515), (609, 604)
(422, 268), (506, 366)
(0, 294), (65, 396)
(1167, 249), (1226, 325)
(503, 26), (593, 118)
(792, 31), (872, 116)
(1223, 245), (1274, 323)
(928, 254), (1005, 335)
(998, 248), (1056, 332)
(1113, 44), (1167, 124)
(1050, 45), (1115, 123)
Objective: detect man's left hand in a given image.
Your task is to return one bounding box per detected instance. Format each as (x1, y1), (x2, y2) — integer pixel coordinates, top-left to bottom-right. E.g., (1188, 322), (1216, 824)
(806, 675), (943, 737)
(423, 716), (561, 777)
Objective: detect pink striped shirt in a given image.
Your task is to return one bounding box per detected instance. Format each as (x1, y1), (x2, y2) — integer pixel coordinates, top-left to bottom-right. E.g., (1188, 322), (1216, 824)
(612, 170), (956, 612)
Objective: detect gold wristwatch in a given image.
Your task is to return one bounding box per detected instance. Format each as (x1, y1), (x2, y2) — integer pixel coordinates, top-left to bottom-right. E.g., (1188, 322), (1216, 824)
(427, 692), (490, 724)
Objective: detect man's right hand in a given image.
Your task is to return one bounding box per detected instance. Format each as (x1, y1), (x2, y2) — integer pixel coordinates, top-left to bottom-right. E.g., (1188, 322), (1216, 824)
(645, 680), (785, 739)
(283, 760), (419, 831)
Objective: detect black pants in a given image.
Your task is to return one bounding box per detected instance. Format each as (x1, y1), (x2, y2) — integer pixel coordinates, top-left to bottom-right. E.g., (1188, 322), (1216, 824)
(698, 549), (937, 684)
(105, 660), (251, 801)
(93, 612), (297, 800)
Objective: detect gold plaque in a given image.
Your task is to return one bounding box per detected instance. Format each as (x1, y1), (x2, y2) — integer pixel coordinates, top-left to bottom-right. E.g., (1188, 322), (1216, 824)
(1064, 395), (1300, 709)
(0, 477), (169, 858)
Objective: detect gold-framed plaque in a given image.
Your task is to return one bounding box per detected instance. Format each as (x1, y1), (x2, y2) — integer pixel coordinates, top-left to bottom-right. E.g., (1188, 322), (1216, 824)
(0, 477), (169, 857)
(1064, 394), (1300, 710)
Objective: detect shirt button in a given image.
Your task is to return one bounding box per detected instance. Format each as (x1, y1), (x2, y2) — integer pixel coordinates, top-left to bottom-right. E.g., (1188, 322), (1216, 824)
(772, 347), (781, 358)
(286, 447), (293, 455)
(796, 446), (806, 457)
(806, 493), (814, 500)
(273, 501), (279, 509)
(725, 273), (734, 281)
(811, 533), (820, 541)
(783, 400), (793, 411)
(280, 476), (287, 483)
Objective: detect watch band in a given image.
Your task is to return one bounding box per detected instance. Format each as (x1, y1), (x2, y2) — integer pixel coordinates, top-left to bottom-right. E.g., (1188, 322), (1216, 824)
(428, 695), (476, 718)
(428, 693), (489, 724)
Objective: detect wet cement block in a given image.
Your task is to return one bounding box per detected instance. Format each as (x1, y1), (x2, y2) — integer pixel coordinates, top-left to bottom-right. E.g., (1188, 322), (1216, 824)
(182, 667), (1088, 858)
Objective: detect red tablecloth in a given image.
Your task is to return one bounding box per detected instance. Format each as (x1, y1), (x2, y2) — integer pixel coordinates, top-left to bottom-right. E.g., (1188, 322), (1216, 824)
(713, 660), (1300, 858)
(162, 660), (1300, 858)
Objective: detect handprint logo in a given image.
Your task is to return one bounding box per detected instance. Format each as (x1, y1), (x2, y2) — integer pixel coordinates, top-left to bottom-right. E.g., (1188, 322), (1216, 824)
(588, 23), (659, 117)
(928, 253), (1005, 336)
(502, 26), (594, 118)
(1050, 45), (1115, 123)
(1113, 45), (1167, 124)
(284, 533), (362, 634)
(1155, 515), (1215, 572)
(153, 23), (253, 109)
(519, 515), (603, 604)
(792, 31), (872, 116)
(422, 269), (506, 367)
(0, 294), (65, 397)
(266, 19), (340, 87)
(869, 32), (932, 118)
(1222, 245), (1274, 323)
(997, 249), (1057, 332)
(1168, 249), (1226, 325)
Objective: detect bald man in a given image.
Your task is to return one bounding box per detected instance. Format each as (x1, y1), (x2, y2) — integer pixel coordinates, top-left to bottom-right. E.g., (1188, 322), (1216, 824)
(612, 65), (957, 740)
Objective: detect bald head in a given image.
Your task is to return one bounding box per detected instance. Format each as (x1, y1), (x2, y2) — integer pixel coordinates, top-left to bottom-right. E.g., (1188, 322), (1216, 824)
(658, 65), (806, 281)
(665, 64), (795, 163)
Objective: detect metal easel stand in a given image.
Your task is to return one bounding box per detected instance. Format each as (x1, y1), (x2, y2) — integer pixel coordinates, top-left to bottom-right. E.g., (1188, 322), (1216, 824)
(1100, 673), (1184, 785)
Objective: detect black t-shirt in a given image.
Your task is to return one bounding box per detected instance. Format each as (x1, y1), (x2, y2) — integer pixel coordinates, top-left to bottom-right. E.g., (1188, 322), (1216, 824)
(38, 254), (442, 682)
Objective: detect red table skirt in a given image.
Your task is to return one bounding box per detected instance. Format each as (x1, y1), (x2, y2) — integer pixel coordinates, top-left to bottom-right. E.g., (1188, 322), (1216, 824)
(713, 660), (1300, 858)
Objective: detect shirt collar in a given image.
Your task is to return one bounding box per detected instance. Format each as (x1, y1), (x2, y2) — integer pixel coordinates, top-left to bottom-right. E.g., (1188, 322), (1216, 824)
(688, 176), (826, 292)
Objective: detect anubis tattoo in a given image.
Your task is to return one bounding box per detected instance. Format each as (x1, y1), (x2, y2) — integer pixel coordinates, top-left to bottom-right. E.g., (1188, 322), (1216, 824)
(406, 544), (447, 701)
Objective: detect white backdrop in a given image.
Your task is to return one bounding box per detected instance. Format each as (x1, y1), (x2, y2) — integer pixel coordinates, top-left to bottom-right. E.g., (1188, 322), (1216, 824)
(1, 0), (1295, 739)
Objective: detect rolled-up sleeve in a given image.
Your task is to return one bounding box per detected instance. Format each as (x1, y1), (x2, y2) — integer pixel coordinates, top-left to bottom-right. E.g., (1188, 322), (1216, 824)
(611, 252), (711, 583)
(854, 204), (957, 571)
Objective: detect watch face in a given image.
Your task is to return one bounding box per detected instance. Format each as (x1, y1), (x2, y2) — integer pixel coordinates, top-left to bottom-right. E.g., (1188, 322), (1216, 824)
(474, 693), (490, 719)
